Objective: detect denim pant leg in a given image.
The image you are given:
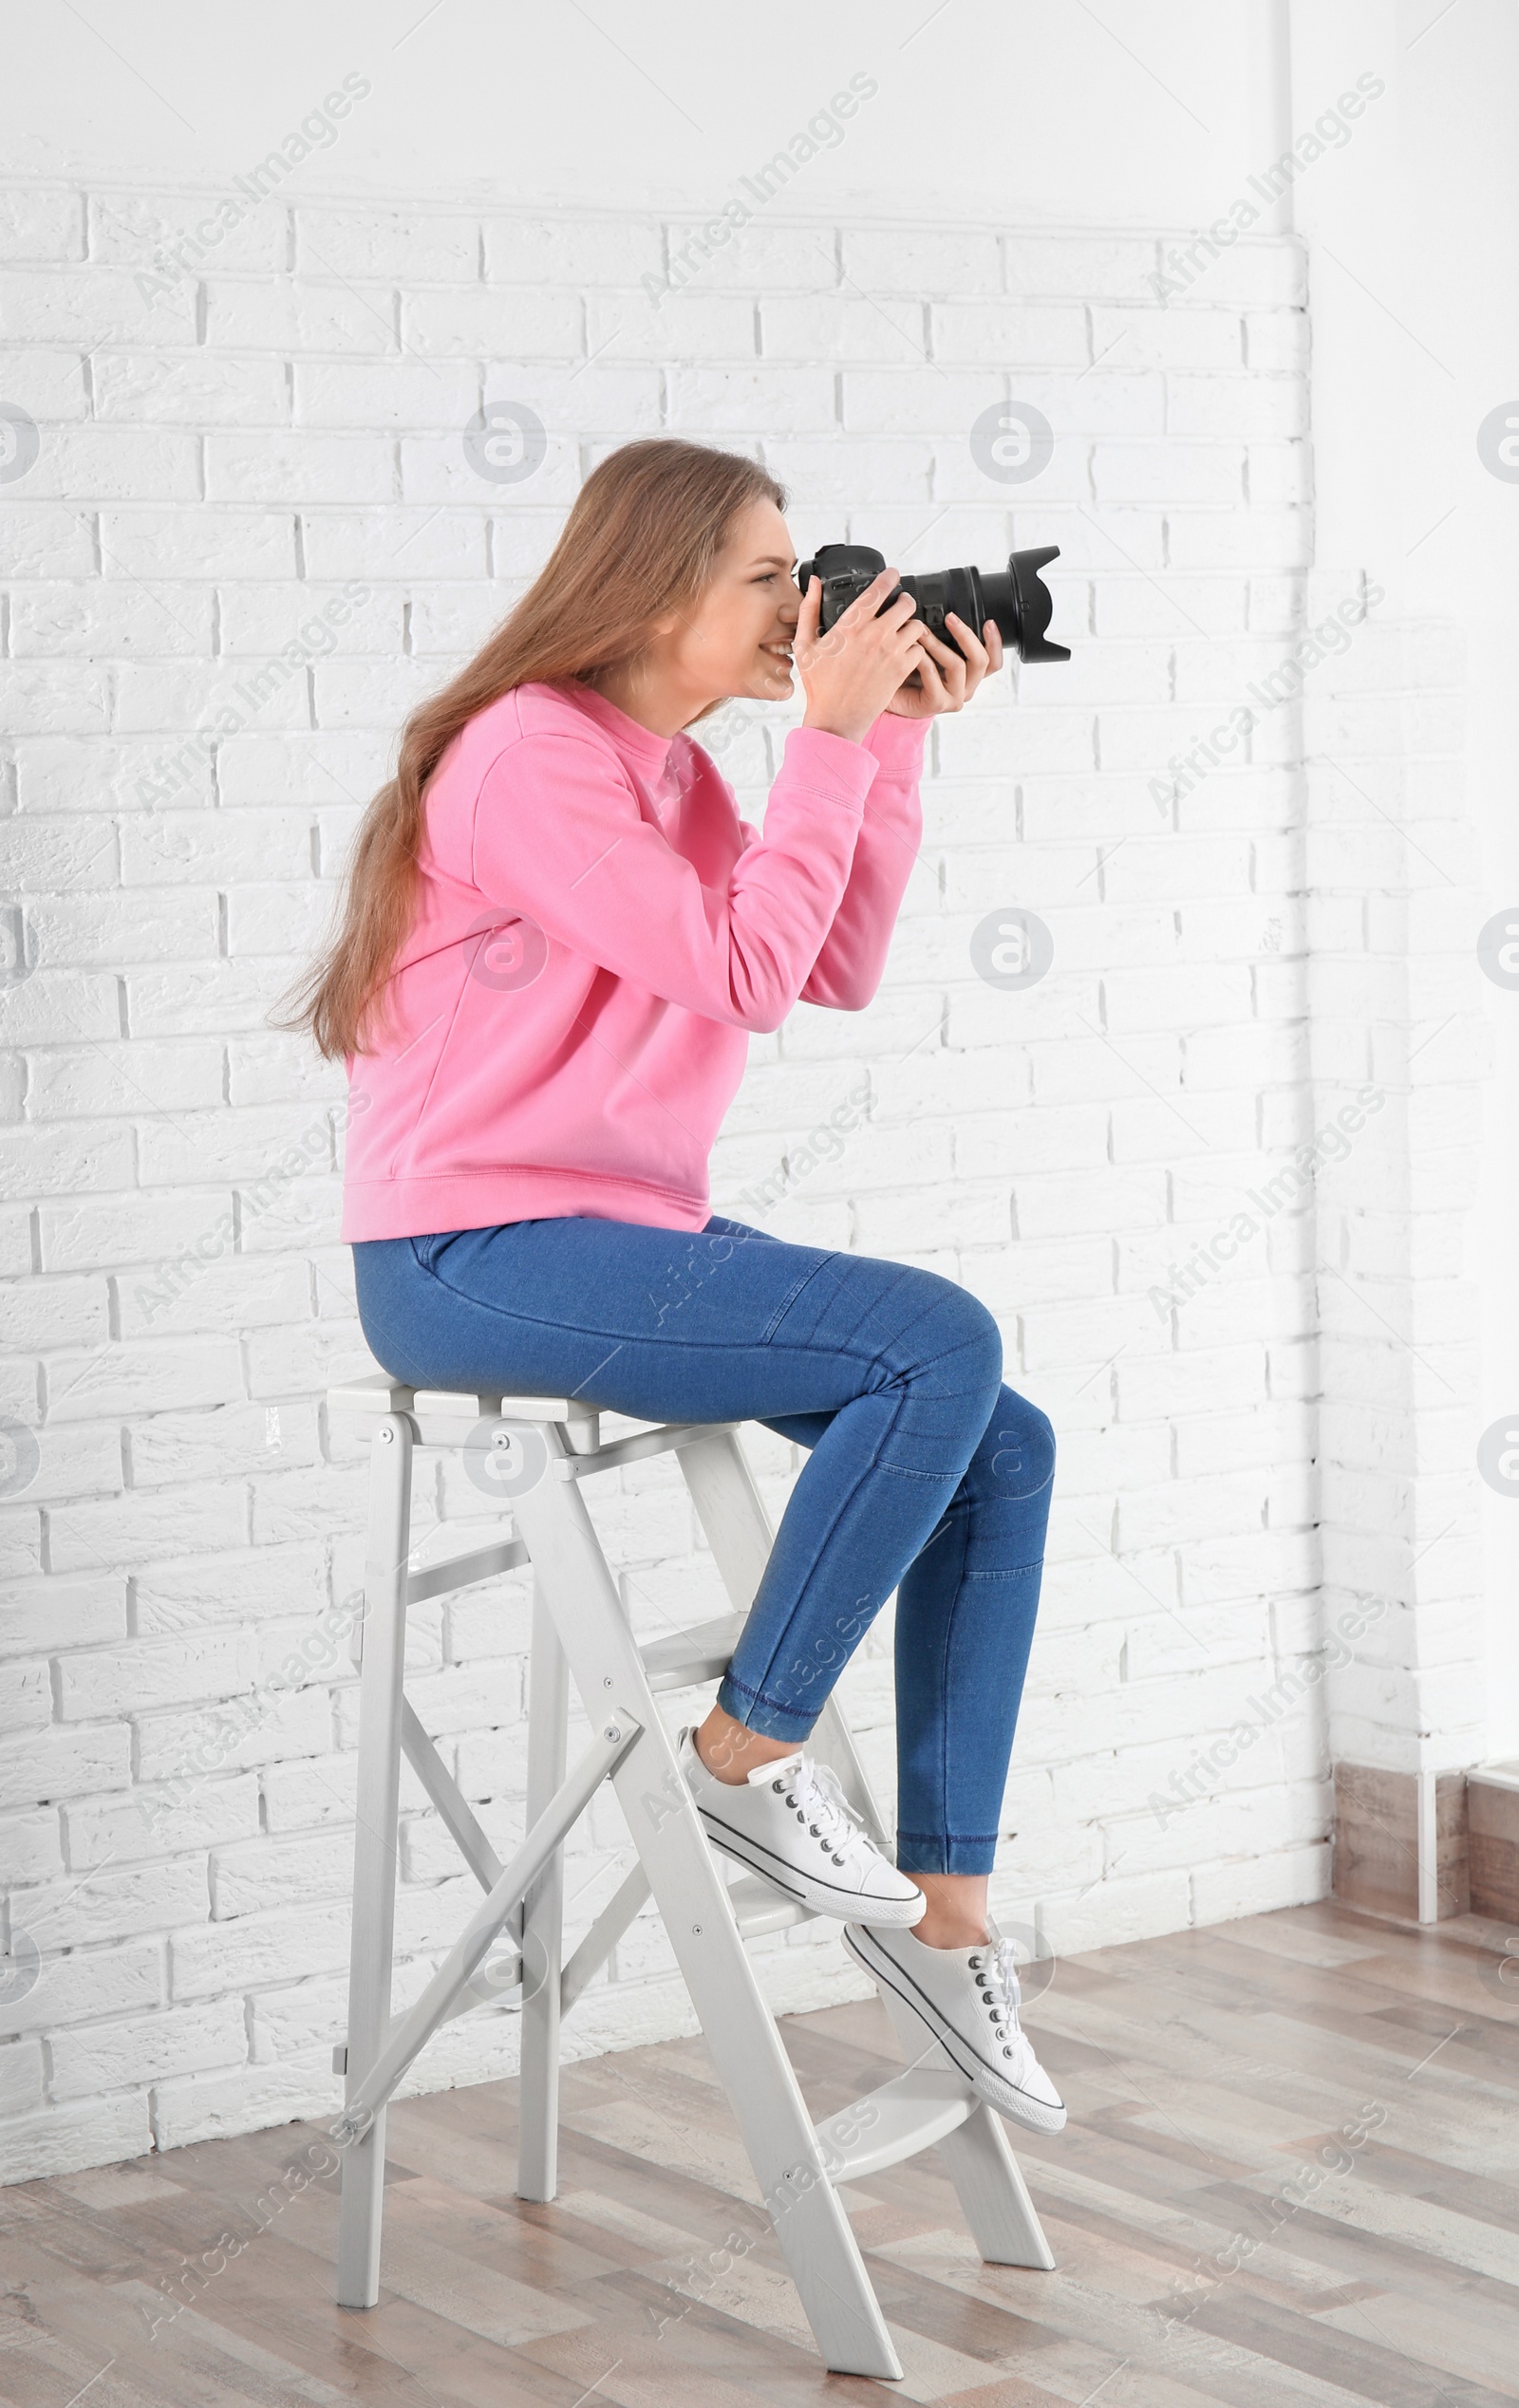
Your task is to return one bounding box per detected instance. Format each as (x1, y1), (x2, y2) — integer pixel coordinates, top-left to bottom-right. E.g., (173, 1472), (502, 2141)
(752, 1384), (1054, 1875)
(350, 1211), (1052, 1876)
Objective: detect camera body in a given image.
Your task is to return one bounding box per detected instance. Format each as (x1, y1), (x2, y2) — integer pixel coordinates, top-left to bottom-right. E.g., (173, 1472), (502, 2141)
(795, 543), (1070, 665)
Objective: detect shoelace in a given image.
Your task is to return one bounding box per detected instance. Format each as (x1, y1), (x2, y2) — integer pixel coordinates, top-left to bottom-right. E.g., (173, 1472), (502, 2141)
(969, 1935), (1029, 2063)
(775, 1754), (869, 1866)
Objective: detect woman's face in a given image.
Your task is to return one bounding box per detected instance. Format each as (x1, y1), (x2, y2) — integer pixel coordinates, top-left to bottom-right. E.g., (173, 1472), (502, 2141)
(664, 496), (801, 712)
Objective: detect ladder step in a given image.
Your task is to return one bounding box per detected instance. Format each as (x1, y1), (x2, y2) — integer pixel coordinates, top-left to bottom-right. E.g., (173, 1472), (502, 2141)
(815, 2066), (978, 2184)
(725, 1872), (820, 1940)
(638, 1610), (744, 1692)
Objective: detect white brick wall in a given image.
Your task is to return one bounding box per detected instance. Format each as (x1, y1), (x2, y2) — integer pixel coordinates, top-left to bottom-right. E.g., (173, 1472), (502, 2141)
(0, 172), (1465, 2182)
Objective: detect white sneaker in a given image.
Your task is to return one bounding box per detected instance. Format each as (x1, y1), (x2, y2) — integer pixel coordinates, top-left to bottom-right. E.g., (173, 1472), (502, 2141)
(677, 1727), (927, 1928)
(843, 1920), (1067, 2136)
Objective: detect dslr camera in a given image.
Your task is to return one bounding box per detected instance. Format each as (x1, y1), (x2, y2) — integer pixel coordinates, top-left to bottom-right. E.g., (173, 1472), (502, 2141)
(795, 543), (1070, 665)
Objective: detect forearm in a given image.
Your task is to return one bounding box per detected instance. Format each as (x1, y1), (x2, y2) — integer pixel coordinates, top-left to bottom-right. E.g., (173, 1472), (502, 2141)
(799, 711), (927, 1011)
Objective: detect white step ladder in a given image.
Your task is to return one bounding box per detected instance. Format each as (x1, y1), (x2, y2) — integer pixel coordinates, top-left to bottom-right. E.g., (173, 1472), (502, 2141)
(327, 1376), (1055, 2382)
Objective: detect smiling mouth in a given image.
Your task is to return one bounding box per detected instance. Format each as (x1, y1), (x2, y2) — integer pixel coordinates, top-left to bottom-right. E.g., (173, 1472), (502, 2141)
(760, 643), (793, 668)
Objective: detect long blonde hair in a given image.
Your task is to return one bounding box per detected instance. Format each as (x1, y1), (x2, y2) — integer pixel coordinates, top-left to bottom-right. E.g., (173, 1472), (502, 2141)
(280, 439), (786, 1058)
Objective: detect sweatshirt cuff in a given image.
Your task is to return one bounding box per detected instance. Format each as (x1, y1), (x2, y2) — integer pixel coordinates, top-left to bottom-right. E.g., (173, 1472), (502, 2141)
(781, 722), (880, 807)
(864, 710), (929, 778)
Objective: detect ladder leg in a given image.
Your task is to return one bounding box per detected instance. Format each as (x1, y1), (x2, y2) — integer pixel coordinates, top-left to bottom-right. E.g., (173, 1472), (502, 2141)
(336, 1412), (413, 2309)
(874, 1975), (1055, 2269)
(938, 2109), (1057, 2269)
(514, 1461), (904, 2381)
(516, 1574), (569, 2202)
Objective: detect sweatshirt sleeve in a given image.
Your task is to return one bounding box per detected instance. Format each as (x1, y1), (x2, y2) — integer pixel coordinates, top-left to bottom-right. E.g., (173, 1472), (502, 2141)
(471, 723), (879, 1035)
(797, 710), (927, 1011)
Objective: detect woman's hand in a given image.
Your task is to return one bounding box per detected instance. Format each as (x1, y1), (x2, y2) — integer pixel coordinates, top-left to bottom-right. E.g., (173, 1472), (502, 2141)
(795, 567), (928, 747)
(884, 611), (1003, 719)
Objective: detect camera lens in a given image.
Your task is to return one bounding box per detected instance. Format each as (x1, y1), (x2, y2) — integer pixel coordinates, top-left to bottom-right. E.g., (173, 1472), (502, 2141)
(796, 542), (1068, 665)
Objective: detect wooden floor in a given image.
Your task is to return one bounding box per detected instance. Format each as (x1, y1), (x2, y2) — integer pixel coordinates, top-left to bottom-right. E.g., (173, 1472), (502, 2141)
(3, 1897), (1518, 2405)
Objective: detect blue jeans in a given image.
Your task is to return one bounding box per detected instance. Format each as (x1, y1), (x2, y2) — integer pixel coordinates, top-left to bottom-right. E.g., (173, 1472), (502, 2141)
(351, 1214), (1054, 1876)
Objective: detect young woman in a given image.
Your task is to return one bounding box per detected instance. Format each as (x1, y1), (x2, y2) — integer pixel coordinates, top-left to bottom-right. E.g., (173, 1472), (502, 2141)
(289, 439), (1063, 2136)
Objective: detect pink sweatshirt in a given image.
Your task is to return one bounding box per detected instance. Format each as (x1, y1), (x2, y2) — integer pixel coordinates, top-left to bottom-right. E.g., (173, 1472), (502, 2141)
(340, 679), (927, 1241)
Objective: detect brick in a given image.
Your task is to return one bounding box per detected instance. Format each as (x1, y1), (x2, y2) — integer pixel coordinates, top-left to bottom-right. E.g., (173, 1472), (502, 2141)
(483, 215), (664, 287)
(930, 303), (1089, 368)
(1164, 239), (1305, 309)
(14, 1856), (210, 1951)
(136, 1102), (330, 1190)
(225, 1037), (346, 1108)
(0, 1805), (65, 1884)
(840, 229), (1002, 293)
(205, 431), (393, 504)
(402, 285), (581, 356)
(8, 425), (200, 505)
(88, 188), (287, 271)
(1093, 440), (1244, 504)
(299, 509), (489, 581)
(249, 1462), (366, 1545)
(0, 2093), (154, 2181)
(665, 217), (838, 293)
(309, 658), (453, 727)
(1011, 1167), (1169, 1241)
(93, 350), (289, 425)
(120, 811), (313, 888)
(1245, 310), (1309, 373)
(0, 1120), (135, 1201)
(47, 1482), (247, 1575)
(0, 506), (98, 578)
(1167, 506), (1310, 569)
(202, 278), (397, 352)
(28, 1039), (226, 1122)
(760, 296), (924, 363)
(211, 1826), (353, 1917)
(58, 1627), (260, 1720)
(100, 507), (298, 580)
(243, 1319), (378, 1396)
(0, 188), (84, 261)
(9, 817), (121, 894)
(66, 1772), (259, 1867)
(0, 1274), (109, 1351)
(1169, 375), (1306, 439)
(1090, 306), (1243, 371)
(666, 366), (835, 433)
(1003, 235), (1159, 299)
(1102, 963), (1254, 1031)
(296, 206), (479, 281)
(11, 582), (216, 657)
(46, 1334), (244, 1424)
(594, 287), (758, 360)
(124, 961), (296, 1038)
(50, 1997), (248, 2099)
(0, 266), (196, 342)
(0, 1419), (121, 1509)
(39, 1188), (224, 1275)
(167, 1895), (351, 1997)
(0, 1657), (53, 1735)
(26, 887), (218, 965)
(133, 1540), (327, 1629)
(137, 1680), (329, 1789)
(0, 1508), (44, 1578)
(0, 661), (113, 735)
(0, 348), (90, 424)
(0, 1575), (125, 1663)
(0, 1724), (132, 1813)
